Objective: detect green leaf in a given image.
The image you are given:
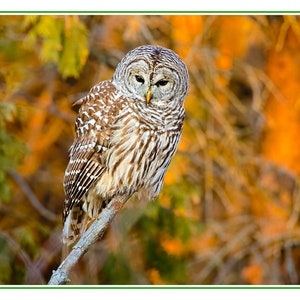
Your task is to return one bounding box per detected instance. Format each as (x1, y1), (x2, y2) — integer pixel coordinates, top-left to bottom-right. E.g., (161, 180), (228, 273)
(0, 239), (12, 283)
(38, 17), (63, 63)
(0, 102), (26, 202)
(59, 18), (89, 78)
(23, 16), (89, 78)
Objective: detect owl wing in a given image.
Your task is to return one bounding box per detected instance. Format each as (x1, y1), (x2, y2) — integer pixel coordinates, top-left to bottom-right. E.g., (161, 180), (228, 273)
(63, 80), (122, 221)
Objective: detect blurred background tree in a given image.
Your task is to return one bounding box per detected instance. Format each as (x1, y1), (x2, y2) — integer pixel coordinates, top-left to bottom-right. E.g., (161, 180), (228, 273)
(1, 15), (300, 284)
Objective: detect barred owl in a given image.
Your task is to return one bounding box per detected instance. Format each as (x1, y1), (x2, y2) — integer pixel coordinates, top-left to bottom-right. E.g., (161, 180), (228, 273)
(63, 45), (189, 245)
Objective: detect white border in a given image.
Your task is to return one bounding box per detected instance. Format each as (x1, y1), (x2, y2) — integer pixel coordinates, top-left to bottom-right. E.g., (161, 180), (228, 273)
(1, 0), (300, 12)
(2, 287), (300, 300)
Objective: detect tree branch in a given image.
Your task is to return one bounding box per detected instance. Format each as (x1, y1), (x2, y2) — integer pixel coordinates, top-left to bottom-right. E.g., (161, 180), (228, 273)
(48, 195), (128, 285)
(9, 169), (58, 222)
(0, 230), (46, 284)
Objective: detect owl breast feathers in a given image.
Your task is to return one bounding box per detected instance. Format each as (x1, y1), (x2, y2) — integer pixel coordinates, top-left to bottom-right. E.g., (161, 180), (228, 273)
(63, 45), (189, 245)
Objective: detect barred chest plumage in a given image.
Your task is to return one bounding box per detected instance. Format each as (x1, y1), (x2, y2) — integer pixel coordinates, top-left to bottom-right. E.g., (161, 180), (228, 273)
(92, 99), (184, 203)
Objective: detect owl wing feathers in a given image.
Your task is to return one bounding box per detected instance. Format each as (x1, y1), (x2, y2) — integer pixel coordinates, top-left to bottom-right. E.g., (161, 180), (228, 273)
(63, 80), (121, 222)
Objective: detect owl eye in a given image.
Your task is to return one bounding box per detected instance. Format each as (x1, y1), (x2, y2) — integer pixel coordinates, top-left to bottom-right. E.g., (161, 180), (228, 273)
(135, 75), (145, 84)
(156, 80), (169, 87)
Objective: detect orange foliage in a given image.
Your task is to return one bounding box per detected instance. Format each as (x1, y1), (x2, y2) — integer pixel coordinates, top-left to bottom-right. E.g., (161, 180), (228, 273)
(163, 166), (180, 186)
(167, 16), (203, 57)
(18, 90), (66, 176)
(148, 268), (166, 285)
(161, 234), (185, 256)
(242, 264), (264, 285)
(187, 233), (217, 255)
(215, 16), (264, 58)
(163, 154), (188, 186)
(263, 44), (300, 173)
(214, 54), (233, 71)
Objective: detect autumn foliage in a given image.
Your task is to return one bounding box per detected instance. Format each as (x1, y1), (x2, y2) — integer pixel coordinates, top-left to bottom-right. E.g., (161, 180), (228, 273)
(1, 15), (300, 284)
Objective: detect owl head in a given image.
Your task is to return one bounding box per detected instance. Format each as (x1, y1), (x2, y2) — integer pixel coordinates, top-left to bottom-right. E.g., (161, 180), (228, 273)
(112, 45), (189, 107)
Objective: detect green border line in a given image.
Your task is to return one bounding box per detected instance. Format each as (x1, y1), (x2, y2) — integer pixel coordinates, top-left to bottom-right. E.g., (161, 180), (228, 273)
(1, 285), (300, 289)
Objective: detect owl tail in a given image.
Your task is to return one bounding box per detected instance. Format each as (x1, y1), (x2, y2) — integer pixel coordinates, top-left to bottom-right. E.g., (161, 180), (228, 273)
(62, 202), (88, 247)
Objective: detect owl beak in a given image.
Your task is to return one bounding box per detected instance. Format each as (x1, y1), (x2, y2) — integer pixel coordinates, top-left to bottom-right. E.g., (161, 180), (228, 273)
(146, 87), (152, 104)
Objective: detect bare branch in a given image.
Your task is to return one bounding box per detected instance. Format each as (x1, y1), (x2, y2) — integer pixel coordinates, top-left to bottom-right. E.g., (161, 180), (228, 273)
(0, 230), (46, 284)
(48, 195), (128, 285)
(9, 169), (58, 222)
(26, 230), (62, 284)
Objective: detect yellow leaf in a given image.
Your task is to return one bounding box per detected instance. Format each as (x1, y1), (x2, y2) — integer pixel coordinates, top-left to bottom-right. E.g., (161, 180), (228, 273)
(148, 269), (165, 285)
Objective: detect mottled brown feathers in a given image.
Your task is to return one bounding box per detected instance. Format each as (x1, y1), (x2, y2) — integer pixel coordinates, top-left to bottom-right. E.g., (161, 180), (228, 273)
(63, 45), (189, 245)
